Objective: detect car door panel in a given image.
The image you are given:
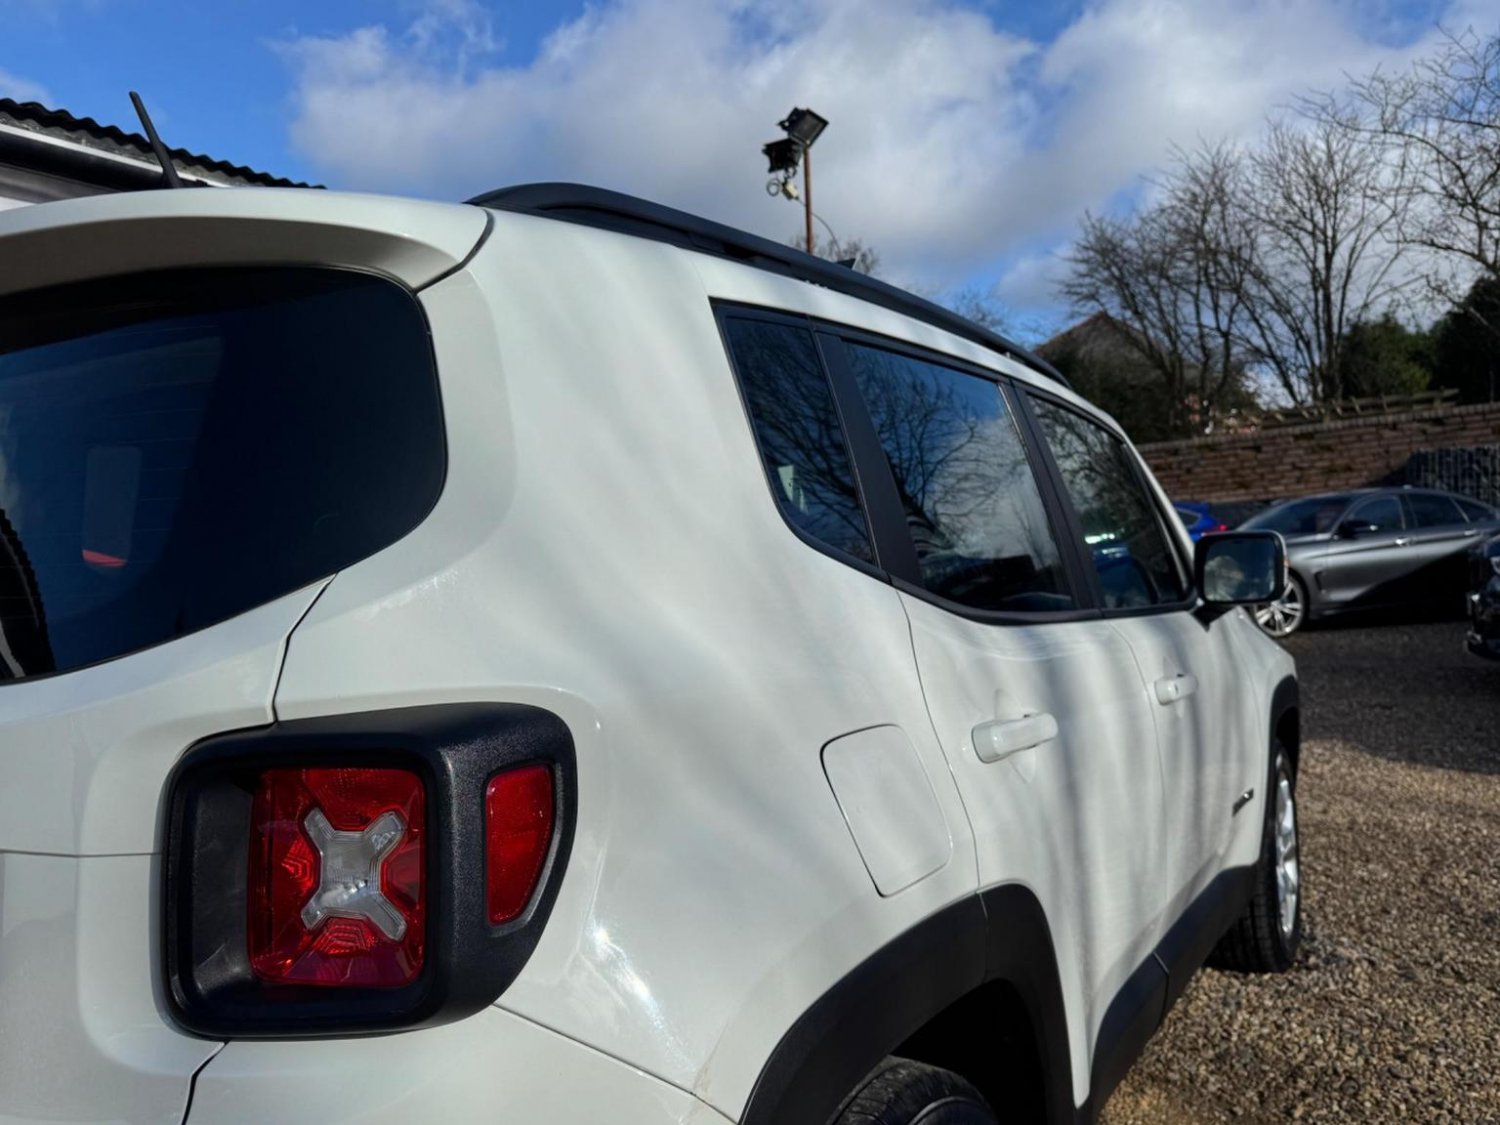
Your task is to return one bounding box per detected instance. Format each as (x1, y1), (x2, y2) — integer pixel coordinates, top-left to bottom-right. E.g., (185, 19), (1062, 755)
(1402, 492), (1479, 600)
(1108, 612), (1249, 888)
(821, 338), (1172, 1107)
(1319, 494), (1414, 608)
(1022, 393), (1245, 912)
(901, 596), (1170, 1096)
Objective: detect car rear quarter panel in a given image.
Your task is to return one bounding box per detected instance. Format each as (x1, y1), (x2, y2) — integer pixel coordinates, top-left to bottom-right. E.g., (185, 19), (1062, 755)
(269, 214), (980, 1120)
(188, 1006), (734, 1125)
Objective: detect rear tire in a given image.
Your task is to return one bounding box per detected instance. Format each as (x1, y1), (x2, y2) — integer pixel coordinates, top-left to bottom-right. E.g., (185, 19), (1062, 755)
(1210, 743), (1302, 973)
(833, 1057), (998, 1125)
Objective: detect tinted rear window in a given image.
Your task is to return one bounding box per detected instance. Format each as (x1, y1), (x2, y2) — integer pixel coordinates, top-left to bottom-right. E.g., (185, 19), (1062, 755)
(0, 267), (444, 680)
(1458, 496), (1497, 522)
(722, 316), (873, 563)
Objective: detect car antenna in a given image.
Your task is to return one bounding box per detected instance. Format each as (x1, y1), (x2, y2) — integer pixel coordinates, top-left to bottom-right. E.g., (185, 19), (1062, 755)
(128, 91), (183, 189)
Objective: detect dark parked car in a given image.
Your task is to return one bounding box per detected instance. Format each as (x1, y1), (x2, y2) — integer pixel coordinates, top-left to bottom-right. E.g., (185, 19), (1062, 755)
(1240, 487), (1500, 636)
(1467, 531), (1500, 660)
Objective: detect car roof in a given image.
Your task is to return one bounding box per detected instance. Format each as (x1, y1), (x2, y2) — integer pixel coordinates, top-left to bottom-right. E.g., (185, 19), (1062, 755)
(1268, 491), (1360, 507)
(1269, 486), (1488, 510)
(470, 182), (1073, 395)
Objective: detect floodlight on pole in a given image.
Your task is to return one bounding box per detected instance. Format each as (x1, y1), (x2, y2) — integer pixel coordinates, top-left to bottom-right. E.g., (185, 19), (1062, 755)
(761, 106), (827, 255)
(778, 107), (828, 148)
(762, 137), (802, 175)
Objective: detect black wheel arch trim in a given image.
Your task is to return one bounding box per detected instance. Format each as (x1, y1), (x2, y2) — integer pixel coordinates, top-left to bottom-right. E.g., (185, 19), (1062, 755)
(1270, 675), (1300, 770)
(739, 884), (1075, 1125)
(1081, 864), (1257, 1119)
(740, 865), (1266, 1125)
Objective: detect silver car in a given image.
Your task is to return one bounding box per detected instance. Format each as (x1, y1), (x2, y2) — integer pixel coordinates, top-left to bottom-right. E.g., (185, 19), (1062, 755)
(1242, 487), (1500, 636)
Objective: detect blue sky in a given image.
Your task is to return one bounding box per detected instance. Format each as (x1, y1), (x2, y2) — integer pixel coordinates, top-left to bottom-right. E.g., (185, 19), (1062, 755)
(1, 1), (597, 185)
(1, 0), (1488, 338)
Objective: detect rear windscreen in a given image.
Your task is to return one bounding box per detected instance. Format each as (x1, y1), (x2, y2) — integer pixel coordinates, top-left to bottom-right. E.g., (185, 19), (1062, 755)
(0, 267), (445, 680)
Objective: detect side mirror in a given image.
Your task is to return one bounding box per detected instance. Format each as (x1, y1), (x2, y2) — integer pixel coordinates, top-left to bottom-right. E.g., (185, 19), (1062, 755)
(1195, 531), (1287, 606)
(1337, 519), (1378, 539)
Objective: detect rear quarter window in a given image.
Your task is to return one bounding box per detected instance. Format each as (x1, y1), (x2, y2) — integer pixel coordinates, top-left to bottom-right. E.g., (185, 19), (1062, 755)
(721, 315), (874, 565)
(1456, 496), (1496, 523)
(0, 267), (444, 679)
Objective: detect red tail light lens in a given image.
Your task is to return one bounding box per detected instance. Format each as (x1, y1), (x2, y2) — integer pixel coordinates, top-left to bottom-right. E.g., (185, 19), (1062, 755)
(485, 765), (554, 925)
(248, 767), (426, 987)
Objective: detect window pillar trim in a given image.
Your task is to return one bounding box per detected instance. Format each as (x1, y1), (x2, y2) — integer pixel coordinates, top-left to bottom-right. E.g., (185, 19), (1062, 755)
(815, 331), (922, 583)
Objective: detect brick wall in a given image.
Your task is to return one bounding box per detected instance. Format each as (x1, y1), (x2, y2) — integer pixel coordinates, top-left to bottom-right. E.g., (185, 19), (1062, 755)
(1138, 401), (1500, 503)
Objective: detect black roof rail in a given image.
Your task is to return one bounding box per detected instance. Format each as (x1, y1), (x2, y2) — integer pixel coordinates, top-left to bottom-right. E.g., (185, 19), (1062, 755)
(467, 183), (1071, 391)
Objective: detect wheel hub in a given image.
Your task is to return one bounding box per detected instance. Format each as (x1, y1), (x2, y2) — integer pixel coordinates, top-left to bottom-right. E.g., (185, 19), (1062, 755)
(1274, 770), (1300, 939)
(1255, 580), (1304, 637)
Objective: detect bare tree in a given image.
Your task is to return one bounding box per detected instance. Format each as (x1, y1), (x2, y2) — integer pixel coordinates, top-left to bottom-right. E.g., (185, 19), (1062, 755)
(941, 287), (1010, 335)
(1063, 118), (1408, 412)
(1235, 115), (1409, 403)
(1061, 143), (1255, 434)
(1331, 28), (1500, 338)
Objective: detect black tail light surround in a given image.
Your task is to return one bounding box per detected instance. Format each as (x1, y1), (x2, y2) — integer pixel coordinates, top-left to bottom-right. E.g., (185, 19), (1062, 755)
(163, 703), (576, 1038)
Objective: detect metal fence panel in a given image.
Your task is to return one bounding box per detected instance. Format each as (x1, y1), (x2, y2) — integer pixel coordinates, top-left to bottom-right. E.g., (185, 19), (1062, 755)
(1405, 445), (1500, 506)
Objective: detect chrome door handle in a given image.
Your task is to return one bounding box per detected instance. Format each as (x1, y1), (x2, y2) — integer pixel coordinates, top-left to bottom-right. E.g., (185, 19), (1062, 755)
(973, 713), (1058, 763)
(1464, 528), (1480, 537)
(1153, 673), (1199, 705)
(1394, 536), (1412, 546)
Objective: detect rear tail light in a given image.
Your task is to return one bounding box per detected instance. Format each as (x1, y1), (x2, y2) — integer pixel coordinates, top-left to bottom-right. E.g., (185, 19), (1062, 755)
(249, 767), (427, 987)
(164, 704), (575, 1037)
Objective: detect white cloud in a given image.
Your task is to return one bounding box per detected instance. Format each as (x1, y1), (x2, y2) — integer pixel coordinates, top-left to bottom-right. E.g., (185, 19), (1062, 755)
(992, 250), (1069, 319)
(0, 66), (51, 105)
(276, 0), (1484, 299)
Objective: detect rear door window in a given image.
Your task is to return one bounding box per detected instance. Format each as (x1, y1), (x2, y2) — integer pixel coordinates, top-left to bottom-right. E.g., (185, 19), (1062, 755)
(844, 344), (1072, 612)
(1405, 492), (1464, 528)
(1029, 397), (1188, 609)
(0, 267), (444, 680)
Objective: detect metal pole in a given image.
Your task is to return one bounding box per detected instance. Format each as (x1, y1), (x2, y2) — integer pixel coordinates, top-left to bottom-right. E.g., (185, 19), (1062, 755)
(804, 144), (814, 256)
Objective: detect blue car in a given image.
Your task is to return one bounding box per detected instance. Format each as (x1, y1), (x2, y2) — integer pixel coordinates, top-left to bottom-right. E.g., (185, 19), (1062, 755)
(1175, 501), (1228, 541)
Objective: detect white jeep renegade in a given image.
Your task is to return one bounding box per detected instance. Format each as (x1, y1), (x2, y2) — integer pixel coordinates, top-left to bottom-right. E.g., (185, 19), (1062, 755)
(0, 183), (1300, 1125)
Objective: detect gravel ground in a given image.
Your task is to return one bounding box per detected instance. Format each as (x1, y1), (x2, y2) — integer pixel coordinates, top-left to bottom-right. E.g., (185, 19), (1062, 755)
(1100, 618), (1500, 1124)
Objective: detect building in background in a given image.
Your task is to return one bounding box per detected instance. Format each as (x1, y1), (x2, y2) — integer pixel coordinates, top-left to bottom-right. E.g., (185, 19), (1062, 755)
(0, 97), (309, 210)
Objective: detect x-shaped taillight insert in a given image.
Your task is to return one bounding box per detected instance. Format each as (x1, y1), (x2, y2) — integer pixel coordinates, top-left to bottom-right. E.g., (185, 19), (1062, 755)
(300, 808), (409, 940)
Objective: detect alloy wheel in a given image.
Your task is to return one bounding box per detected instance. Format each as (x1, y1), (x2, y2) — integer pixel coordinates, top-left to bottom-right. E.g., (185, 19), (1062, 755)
(1254, 578), (1304, 637)
(1274, 767), (1300, 940)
